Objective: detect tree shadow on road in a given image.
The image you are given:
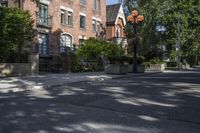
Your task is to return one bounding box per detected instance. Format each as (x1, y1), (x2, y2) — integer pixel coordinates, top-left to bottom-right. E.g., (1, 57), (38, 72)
(0, 71), (200, 133)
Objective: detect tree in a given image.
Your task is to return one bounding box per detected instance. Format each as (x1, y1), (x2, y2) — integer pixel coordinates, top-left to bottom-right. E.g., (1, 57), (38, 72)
(124, 0), (164, 57)
(124, 0), (200, 65)
(161, 0), (200, 66)
(0, 7), (35, 62)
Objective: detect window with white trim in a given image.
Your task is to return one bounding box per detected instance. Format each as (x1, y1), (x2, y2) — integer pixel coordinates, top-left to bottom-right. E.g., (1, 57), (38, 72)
(0, 1), (8, 7)
(67, 11), (73, 26)
(115, 25), (121, 37)
(61, 9), (66, 25)
(93, 0), (101, 14)
(97, 21), (101, 32)
(93, 0), (96, 10)
(80, 15), (86, 29)
(39, 4), (48, 25)
(80, 0), (86, 5)
(38, 33), (48, 55)
(60, 34), (72, 53)
(92, 19), (96, 32)
(97, 0), (101, 13)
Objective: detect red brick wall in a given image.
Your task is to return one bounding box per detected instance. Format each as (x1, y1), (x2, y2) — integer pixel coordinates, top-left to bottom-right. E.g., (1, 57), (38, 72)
(7, 0), (106, 55)
(106, 17), (125, 40)
(106, 25), (115, 40)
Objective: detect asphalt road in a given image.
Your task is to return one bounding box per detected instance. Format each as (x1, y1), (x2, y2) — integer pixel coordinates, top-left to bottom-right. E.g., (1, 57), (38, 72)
(0, 69), (200, 133)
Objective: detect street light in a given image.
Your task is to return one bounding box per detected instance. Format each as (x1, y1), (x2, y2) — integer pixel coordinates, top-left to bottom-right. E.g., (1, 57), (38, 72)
(127, 10), (144, 73)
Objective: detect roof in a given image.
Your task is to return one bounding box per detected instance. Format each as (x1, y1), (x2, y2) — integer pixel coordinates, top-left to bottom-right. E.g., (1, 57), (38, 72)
(106, 3), (121, 25)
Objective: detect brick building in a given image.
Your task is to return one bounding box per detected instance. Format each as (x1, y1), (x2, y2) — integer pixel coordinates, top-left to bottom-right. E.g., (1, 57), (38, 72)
(0, 0), (106, 56)
(106, 3), (126, 41)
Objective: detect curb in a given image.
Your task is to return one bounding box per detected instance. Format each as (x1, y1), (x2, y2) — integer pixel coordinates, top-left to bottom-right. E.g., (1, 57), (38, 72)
(46, 71), (162, 89)
(0, 71), (162, 93)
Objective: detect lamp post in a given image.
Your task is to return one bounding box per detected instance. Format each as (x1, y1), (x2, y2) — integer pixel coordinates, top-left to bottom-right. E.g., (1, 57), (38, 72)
(127, 10), (144, 73)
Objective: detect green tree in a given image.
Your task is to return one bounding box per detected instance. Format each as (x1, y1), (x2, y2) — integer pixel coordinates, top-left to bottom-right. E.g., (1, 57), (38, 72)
(161, 0), (200, 65)
(124, 0), (164, 58)
(0, 7), (35, 62)
(124, 0), (200, 65)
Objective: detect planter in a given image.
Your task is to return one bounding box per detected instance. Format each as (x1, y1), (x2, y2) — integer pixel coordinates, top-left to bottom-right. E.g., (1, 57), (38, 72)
(0, 53), (39, 77)
(0, 63), (30, 77)
(150, 64), (165, 71)
(137, 65), (145, 73)
(128, 64), (145, 73)
(104, 64), (128, 74)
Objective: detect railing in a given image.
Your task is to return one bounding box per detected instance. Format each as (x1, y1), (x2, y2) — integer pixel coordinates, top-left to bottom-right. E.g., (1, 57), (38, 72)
(36, 12), (53, 28)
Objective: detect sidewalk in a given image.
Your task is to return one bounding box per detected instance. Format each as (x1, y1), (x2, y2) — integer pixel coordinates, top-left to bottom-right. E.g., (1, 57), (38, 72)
(0, 71), (159, 93)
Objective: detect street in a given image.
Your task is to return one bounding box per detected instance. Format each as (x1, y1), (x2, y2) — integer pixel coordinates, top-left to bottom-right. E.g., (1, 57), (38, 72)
(0, 69), (200, 133)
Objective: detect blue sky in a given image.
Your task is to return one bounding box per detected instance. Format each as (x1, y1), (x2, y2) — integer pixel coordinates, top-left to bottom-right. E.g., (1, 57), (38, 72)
(106, 0), (119, 5)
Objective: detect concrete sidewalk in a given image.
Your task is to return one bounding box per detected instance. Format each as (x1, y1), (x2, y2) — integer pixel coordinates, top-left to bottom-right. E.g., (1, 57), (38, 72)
(0, 71), (159, 93)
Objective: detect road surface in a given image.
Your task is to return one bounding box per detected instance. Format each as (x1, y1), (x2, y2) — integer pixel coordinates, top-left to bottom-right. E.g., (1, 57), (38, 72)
(0, 69), (200, 133)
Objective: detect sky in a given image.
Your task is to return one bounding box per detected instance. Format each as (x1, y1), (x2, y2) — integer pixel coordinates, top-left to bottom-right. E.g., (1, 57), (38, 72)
(106, 0), (120, 5)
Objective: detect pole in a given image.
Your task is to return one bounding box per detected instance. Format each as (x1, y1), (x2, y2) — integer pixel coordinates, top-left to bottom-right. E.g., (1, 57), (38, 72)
(177, 15), (181, 69)
(133, 18), (137, 73)
(161, 33), (164, 60)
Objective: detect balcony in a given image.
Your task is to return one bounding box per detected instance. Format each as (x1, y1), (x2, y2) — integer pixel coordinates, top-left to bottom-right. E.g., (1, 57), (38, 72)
(36, 12), (53, 28)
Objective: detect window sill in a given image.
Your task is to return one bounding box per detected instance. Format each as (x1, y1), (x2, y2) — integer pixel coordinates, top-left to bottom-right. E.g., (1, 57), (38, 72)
(80, 4), (86, 8)
(67, 25), (73, 28)
(67, 0), (73, 4)
(61, 23), (66, 26)
(80, 28), (86, 31)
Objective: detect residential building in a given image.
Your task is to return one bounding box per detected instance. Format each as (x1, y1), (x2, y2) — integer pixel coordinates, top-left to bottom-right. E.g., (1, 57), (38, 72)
(106, 3), (127, 47)
(0, 0), (106, 56)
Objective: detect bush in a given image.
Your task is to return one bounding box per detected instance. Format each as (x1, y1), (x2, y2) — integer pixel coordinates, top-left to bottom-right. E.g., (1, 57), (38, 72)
(0, 51), (29, 63)
(166, 61), (177, 67)
(77, 38), (124, 60)
(71, 53), (84, 72)
(149, 58), (165, 64)
(76, 38), (124, 65)
(137, 55), (145, 65)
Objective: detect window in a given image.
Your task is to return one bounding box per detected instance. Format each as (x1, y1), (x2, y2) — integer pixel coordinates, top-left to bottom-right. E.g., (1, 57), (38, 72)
(92, 19), (96, 32)
(39, 4), (48, 25)
(97, 0), (101, 13)
(38, 34), (48, 55)
(93, 0), (101, 13)
(67, 11), (73, 26)
(115, 25), (121, 37)
(97, 21), (101, 32)
(80, 0), (86, 5)
(1, 1), (8, 7)
(61, 9), (66, 25)
(93, 0), (96, 10)
(80, 15), (85, 29)
(60, 34), (72, 53)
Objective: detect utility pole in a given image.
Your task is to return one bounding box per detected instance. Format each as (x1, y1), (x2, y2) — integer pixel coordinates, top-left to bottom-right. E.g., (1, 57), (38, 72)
(176, 15), (181, 69)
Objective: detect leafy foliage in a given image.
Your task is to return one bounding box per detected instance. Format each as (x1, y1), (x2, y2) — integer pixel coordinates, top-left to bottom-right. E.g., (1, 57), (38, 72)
(77, 38), (124, 61)
(124, 0), (200, 65)
(0, 7), (35, 62)
(71, 38), (125, 72)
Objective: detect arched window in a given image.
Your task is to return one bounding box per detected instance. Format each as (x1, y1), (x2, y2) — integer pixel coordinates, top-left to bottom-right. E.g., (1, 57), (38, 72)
(115, 25), (121, 37)
(60, 34), (72, 53)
